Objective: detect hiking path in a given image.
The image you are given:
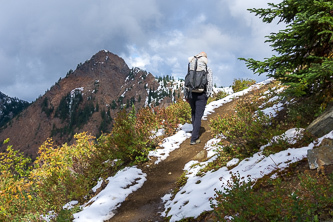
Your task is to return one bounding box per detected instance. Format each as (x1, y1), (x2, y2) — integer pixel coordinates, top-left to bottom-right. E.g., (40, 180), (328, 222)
(107, 86), (268, 222)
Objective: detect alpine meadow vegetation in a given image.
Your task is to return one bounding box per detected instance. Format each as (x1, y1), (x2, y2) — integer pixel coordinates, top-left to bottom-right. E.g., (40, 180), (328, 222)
(0, 99), (191, 221)
(0, 77), (332, 221)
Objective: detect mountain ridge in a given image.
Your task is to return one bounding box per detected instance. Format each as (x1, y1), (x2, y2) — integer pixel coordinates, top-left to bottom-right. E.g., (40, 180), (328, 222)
(0, 50), (183, 159)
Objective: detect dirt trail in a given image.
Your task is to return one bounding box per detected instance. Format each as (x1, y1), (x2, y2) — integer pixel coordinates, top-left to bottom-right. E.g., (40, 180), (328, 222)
(107, 87), (266, 222)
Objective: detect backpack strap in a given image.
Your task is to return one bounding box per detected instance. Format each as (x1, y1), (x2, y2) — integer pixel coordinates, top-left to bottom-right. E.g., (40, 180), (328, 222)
(194, 56), (208, 93)
(194, 57), (198, 73)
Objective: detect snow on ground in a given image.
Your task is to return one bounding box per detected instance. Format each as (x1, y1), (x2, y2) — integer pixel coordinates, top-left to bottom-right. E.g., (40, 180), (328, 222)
(148, 123), (192, 164)
(72, 167), (146, 222)
(203, 78), (274, 120)
(260, 101), (285, 117)
(66, 78), (330, 221)
(162, 130), (333, 221)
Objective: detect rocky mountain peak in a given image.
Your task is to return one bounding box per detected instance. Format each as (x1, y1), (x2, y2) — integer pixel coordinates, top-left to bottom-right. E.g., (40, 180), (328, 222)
(73, 50), (130, 78)
(0, 50), (184, 159)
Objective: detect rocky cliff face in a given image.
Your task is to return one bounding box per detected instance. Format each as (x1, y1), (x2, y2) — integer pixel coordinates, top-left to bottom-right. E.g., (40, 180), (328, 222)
(0, 50), (182, 159)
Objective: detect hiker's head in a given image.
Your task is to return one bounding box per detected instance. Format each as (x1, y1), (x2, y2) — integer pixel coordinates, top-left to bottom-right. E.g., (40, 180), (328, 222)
(198, 52), (207, 58)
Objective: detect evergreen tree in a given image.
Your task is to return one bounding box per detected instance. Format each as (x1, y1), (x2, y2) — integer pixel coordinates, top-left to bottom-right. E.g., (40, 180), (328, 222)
(147, 88), (152, 105)
(55, 94), (70, 120)
(66, 69), (73, 77)
(41, 97), (54, 118)
(117, 96), (124, 106)
(98, 107), (112, 135)
(130, 97), (135, 106)
(126, 99), (130, 109)
(111, 100), (117, 110)
(240, 0), (333, 96)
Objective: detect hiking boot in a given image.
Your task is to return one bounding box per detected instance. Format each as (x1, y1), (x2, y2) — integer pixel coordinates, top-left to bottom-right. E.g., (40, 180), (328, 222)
(190, 139), (201, 145)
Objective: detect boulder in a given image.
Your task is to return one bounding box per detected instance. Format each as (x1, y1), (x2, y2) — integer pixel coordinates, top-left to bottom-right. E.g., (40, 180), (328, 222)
(307, 138), (333, 170)
(193, 150), (206, 161)
(306, 105), (333, 138)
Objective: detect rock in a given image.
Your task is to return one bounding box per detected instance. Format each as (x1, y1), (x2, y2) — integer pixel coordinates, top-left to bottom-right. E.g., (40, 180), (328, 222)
(193, 150), (206, 161)
(306, 105), (333, 138)
(307, 138), (333, 170)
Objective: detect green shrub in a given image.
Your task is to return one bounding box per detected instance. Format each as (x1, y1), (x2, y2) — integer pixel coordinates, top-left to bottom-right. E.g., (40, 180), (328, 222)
(110, 106), (155, 164)
(231, 78), (256, 93)
(165, 99), (191, 124)
(210, 99), (277, 157)
(212, 171), (333, 221)
(207, 90), (229, 104)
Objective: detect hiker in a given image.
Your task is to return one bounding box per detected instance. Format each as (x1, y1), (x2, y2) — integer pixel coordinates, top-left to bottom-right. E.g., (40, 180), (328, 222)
(184, 52), (213, 145)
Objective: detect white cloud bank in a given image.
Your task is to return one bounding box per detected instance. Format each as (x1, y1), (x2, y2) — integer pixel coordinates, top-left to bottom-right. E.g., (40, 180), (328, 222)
(0, 0), (283, 101)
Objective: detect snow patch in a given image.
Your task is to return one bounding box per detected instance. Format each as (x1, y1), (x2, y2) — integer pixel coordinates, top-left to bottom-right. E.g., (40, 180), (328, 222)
(73, 167), (146, 222)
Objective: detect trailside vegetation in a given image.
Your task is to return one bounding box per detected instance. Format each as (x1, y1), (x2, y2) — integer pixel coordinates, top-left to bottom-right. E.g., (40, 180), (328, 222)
(1, 76), (332, 220)
(207, 78), (333, 221)
(0, 99), (191, 221)
(231, 78), (256, 93)
(207, 0), (333, 220)
(212, 171), (333, 221)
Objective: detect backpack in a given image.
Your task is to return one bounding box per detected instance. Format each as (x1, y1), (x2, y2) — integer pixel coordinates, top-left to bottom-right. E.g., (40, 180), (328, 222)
(184, 56), (208, 99)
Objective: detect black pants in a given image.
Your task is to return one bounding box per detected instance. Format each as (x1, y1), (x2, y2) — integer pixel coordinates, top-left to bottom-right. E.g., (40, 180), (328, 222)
(188, 92), (208, 142)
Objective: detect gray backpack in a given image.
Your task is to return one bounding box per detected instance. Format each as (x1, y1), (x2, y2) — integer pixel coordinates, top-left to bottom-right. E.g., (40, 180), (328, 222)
(184, 56), (208, 99)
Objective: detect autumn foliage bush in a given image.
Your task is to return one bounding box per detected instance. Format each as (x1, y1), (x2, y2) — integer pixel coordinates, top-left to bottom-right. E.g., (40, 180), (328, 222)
(0, 99), (191, 220)
(0, 139), (35, 221)
(0, 133), (99, 221)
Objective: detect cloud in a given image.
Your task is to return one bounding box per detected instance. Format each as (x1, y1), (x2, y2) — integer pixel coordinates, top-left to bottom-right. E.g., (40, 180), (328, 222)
(0, 0), (283, 101)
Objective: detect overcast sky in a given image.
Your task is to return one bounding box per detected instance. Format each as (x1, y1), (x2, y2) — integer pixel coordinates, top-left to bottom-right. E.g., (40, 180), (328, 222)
(0, 0), (283, 102)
